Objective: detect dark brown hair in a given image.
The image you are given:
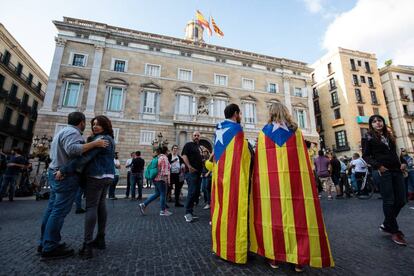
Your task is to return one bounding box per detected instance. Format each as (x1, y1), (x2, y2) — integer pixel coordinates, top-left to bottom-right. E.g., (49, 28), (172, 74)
(91, 115), (114, 138)
(368, 115), (395, 142)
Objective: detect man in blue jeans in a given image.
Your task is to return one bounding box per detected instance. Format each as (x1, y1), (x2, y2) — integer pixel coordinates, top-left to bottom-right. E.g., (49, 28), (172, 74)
(38, 112), (108, 261)
(182, 131), (203, 223)
(0, 148), (27, 202)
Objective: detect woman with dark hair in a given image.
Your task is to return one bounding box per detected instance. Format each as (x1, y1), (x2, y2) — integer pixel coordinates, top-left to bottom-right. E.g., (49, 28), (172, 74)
(56, 115), (115, 258)
(362, 115), (407, 246)
(139, 146), (172, 216)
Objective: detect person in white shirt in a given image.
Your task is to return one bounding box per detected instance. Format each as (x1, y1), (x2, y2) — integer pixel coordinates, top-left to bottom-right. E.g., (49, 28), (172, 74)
(124, 152), (135, 199)
(350, 153), (368, 195)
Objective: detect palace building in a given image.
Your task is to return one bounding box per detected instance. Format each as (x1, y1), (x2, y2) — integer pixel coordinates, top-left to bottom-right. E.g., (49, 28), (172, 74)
(37, 17), (318, 164)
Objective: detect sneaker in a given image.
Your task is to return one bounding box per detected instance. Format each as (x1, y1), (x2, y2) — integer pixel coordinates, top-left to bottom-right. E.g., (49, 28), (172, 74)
(203, 204), (210, 210)
(184, 213), (193, 223)
(379, 224), (392, 235)
(327, 195), (333, 200)
(192, 213), (199, 219)
(37, 242), (66, 255)
(109, 197), (117, 200)
(160, 210), (173, 216)
(295, 265), (305, 272)
(318, 194), (322, 199)
(269, 261), (279, 269)
(41, 246), (75, 261)
(391, 233), (407, 246)
(138, 203), (145, 215)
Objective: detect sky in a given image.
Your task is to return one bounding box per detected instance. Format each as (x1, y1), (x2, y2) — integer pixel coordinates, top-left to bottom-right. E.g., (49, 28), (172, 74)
(1, 0), (413, 75)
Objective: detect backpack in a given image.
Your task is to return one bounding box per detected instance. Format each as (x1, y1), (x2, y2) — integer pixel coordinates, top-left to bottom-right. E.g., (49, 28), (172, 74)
(144, 157), (158, 180)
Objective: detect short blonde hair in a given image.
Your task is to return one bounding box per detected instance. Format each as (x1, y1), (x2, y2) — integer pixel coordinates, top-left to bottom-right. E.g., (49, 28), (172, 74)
(268, 102), (298, 131)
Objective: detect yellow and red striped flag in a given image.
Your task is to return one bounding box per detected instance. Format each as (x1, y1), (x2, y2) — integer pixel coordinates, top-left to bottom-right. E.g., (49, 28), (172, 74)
(249, 124), (334, 268)
(196, 10), (212, 36)
(211, 16), (224, 37)
(206, 120), (251, 264)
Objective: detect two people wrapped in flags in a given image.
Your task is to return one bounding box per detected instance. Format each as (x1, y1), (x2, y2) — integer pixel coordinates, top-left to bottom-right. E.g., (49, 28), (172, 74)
(205, 102), (334, 270)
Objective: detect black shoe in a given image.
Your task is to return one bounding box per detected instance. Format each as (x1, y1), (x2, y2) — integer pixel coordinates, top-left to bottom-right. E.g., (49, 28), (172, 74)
(75, 208), (86, 214)
(90, 234), (106, 249)
(37, 242), (66, 255)
(41, 246), (74, 261)
(175, 203), (184, 207)
(79, 243), (93, 259)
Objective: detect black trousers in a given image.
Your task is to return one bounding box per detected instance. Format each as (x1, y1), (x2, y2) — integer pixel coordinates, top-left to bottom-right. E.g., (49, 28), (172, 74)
(170, 173), (183, 204)
(378, 171), (407, 233)
(125, 171), (131, 197)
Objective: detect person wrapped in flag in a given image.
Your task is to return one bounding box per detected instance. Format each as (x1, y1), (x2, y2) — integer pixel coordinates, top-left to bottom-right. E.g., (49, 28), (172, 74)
(249, 102), (334, 271)
(205, 104), (252, 264)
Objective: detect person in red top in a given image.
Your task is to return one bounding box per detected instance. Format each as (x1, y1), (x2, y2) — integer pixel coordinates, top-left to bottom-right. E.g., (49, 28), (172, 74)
(138, 146), (171, 216)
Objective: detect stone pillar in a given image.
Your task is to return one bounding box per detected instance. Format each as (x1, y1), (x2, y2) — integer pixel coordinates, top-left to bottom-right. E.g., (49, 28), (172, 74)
(306, 80), (317, 134)
(84, 45), (104, 117)
(40, 38), (65, 112)
(283, 75), (292, 113)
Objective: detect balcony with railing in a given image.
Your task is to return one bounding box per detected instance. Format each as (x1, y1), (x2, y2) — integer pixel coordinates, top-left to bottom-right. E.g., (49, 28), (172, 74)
(20, 102), (32, 114)
(0, 87), (8, 99)
(7, 93), (21, 107)
(0, 52), (45, 99)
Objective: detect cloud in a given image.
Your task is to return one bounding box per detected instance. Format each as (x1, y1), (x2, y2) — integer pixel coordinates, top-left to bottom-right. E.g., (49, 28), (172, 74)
(322, 0), (414, 66)
(303, 0), (324, 13)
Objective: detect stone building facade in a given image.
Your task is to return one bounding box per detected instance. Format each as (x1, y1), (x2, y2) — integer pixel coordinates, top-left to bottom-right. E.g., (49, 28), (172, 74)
(0, 24), (47, 154)
(380, 65), (414, 152)
(37, 17), (318, 166)
(311, 48), (389, 157)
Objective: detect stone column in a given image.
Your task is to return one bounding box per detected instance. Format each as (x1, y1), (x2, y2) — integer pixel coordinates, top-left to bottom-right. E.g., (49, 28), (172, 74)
(84, 45), (104, 117)
(40, 38), (65, 112)
(306, 80), (317, 134)
(283, 75), (292, 113)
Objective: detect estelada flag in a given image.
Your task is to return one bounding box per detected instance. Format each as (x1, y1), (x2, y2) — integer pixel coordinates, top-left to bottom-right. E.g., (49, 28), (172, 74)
(205, 120), (251, 264)
(249, 122), (334, 268)
(196, 10), (212, 36)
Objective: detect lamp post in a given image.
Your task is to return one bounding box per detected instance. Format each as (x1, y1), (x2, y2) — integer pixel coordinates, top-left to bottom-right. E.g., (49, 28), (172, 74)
(32, 134), (53, 175)
(151, 132), (168, 149)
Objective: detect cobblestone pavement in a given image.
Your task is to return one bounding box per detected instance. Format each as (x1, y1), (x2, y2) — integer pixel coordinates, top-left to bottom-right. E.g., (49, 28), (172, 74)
(0, 189), (414, 276)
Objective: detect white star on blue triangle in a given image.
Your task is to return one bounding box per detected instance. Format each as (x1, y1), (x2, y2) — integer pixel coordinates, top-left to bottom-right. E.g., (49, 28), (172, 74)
(213, 120), (243, 162)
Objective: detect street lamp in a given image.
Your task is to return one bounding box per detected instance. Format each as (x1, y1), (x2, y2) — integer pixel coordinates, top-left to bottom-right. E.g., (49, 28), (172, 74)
(32, 134), (53, 174)
(151, 132), (168, 149)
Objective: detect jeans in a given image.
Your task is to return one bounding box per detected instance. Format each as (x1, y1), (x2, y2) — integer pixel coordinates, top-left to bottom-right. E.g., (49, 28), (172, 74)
(378, 170), (407, 233)
(185, 172), (201, 215)
(84, 177), (111, 243)
(108, 175), (119, 198)
(201, 176), (211, 204)
(130, 173), (143, 199)
(39, 170), (79, 252)
(75, 186), (84, 210)
(339, 173), (352, 195)
(407, 170), (414, 193)
(143, 180), (167, 211)
(1, 175), (18, 200)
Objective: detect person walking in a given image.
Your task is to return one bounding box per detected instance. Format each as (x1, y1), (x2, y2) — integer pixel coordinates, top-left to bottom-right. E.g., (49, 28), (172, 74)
(130, 151), (145, 200)
(314, 150), (335, 199)
(349, 153), (368, 196)
(38, 112), (108, 261)
(124, 152), (135, 199)
(108, 152), (120, 199)
(139, 146), (172, 216)
(168, 145), (184, 207)
(363, 114), (408, 246)
(57, 115), (116, 259)
(330, 153), (343, 199)
(0, 148), (27, 202)
(182, 131), (203, 223)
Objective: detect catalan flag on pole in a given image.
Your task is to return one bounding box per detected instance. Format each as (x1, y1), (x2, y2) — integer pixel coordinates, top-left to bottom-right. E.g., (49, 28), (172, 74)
(211, 16), (224, 37)
(249, 123), (334, 268)
(196, 10), (212, 36)
(205, 120), (251, 264)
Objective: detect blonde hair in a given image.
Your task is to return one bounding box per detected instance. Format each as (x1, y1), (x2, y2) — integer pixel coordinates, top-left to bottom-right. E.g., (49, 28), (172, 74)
(268, 102), (298, 131)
